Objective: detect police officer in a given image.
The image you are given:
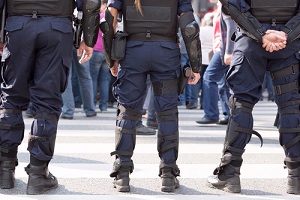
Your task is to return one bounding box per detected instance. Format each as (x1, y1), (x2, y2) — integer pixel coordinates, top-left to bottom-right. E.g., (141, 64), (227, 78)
(101, 0), (201, 193)
(0, 0), (100, 195)
(207, 0), (300, 195)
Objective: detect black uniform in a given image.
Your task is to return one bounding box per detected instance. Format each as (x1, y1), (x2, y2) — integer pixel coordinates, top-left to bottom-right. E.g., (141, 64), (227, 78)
(207, 0), (300, 195)
(0, 0), (100, 195)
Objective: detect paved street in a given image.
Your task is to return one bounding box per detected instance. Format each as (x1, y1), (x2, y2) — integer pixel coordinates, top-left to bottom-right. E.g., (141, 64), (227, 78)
(1, 100), (299, 199)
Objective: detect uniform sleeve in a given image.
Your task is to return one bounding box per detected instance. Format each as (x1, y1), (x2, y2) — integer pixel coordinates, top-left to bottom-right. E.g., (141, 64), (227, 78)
(108, 0), (122, 11)
(280, 3), (300, 43)
(227, 0), (250, 12)
(178, 0), (193, 15)
(0, 0), (4, 10)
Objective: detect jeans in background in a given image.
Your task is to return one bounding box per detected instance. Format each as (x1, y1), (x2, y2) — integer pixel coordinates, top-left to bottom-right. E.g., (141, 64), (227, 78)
(89, 50), (111, 111)
(62, 49), (96, 117)
(202, 51), (230, 120)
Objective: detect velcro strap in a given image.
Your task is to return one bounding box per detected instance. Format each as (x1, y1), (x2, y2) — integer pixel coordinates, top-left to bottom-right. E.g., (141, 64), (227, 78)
(271, 63), (299, 80)
(284, 156), (300, 163)
(158, 134), (178, 142)
(156, 108), (178, 123)
(153, 79), (178, 96)
(274, 81), (298, 95)
(279, 109), (300, 115)
(160, 143), (177, 153)
(0, 123), (24, 130)
(35, 113), (58, 122)
(283, 135), (300, 150)
(115, 127), (136, 135)
(117, 105), (141, 121)
(235, 126), (263, 147)
(226, 145), (245, 154)
(279, 127), (300, 133)
(231, 99), (254, 114)
(156, 108), (178, 116)
(277, 99), (300, 109)
(0, 108), (22, 114)
(110, 150), (133, 157)
(27, 134), (52, 156)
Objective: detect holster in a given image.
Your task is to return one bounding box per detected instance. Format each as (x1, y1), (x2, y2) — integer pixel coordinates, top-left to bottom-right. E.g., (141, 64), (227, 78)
(100, 9), (115, 68)
(111, 31), (128, 61)
(178, 63), (191, 95)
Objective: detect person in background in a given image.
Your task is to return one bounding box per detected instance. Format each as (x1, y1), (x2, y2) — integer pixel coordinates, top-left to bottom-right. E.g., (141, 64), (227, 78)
(196, 0), (235, 125)
(61, 48), (97, 119)
(88, 0), (111, 112)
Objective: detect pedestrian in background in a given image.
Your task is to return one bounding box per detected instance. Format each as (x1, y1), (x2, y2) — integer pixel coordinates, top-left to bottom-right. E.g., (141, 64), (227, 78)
(61, 48), (97, 119)
(196, 0), (235, 125)
(88, 0), (111, 112)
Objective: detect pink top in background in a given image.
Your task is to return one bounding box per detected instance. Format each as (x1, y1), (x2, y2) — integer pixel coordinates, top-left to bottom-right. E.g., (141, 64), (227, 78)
(93, 12), (104, 52)
(212, 6), (221, 53)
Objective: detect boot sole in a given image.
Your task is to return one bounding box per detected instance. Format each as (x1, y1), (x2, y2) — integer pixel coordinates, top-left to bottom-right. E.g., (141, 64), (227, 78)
(287, 187), (300, 194)
(207, 182), (241, 193)
(161, 182), (180, 192)
(27, 184), (58, 195)
(114, 184), (130, 192)
(0, 179), (14, 189)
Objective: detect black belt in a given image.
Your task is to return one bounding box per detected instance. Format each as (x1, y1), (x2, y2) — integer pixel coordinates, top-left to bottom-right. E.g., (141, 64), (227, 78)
(128, 33), (177, 42)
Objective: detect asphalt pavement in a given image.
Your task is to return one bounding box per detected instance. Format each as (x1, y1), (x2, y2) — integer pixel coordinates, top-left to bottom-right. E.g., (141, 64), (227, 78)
(1, 99), (299, 200)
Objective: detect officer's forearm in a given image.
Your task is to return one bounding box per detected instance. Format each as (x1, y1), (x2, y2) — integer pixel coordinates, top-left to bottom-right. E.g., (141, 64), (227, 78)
(108, 7), (118, 32)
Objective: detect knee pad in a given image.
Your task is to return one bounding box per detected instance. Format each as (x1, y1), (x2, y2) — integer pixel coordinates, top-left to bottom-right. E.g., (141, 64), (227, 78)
(224, 97), (262, 155)
(111, 105), (141, 158)
(156, 108), (179, 159)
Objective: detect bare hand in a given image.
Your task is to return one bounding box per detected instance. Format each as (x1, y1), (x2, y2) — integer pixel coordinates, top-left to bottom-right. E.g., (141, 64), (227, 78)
(262, 30), (287, 52)
(77, 41), (93, 64)
(110, 61), (119, 77)
(224, 53), (232, 66)
(188, 72), (200, 85)
(0, 42), (4, 55)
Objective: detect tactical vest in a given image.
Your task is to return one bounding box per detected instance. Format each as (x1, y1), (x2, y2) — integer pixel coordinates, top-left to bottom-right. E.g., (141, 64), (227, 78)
(246, 0), (299, 24)
(123, 0), (178, 42)
(7, 0), (75, 17)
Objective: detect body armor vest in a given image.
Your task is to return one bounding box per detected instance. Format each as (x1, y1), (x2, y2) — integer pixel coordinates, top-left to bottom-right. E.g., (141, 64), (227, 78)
(7, 0), (75, 17)
(246, 0), (299, 24)
(123, 0), (178, 42)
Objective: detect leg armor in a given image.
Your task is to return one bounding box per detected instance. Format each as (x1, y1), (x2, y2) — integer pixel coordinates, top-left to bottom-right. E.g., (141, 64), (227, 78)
(27, 113), (58, 162)
(0, 108), (24, 189)
(208, 96), (262, 193)
(270, 63), (300, 194)
(153, 79), (180, 192)
(110, 104), (139, 176)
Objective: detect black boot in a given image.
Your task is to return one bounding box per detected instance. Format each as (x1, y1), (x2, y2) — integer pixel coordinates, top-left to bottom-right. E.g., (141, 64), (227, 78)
(207, 153), (242, 193)
(0, 158), (17, 189)
(286, 161), (300, 194)
(110, 159), (133, 192)
(25, 164), (58, 195)
(113, 167), (131, 192)
(159, 163), (180, 192)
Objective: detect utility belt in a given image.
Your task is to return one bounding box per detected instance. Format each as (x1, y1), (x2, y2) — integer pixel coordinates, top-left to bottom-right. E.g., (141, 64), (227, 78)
(255, 17), (291, 26)
(8, 11), (72, 18)
(127, 33), (177, 42)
